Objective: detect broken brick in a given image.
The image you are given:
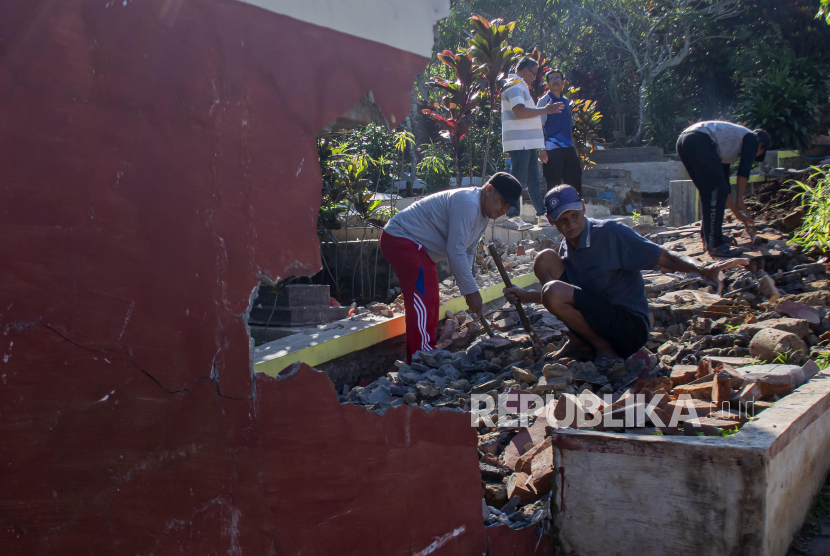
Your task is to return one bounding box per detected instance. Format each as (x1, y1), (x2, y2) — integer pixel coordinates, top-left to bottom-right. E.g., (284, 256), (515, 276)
(530, 445), (554, 496)
(512, 367), (538, 385)
(776, 301), (821, 325)
(532, 376), (568, 395)
(484, 482), (509, 508)
(515, 437), (552, 473)
(712, 371), (733, 403)
(697, 359), (712, 379)
(553, 393), (586, 428)
(737, 382), (762, 403)
(666, 399), (717, 421)
(507, 472), (538, 504)
(672, 382), (713, 400)
(671, 365), (697, 386)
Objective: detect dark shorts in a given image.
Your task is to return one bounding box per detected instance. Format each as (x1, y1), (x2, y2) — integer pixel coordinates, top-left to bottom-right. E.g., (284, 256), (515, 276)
(570, 286), (649, 359)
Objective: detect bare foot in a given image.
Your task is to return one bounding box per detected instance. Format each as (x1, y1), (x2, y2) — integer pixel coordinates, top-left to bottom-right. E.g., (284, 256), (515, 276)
(552, 336), (596, 361)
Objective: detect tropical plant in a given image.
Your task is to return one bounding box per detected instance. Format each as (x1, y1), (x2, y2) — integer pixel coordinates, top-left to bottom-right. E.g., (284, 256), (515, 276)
(568, 86), (603, 169)
(789, 166), (830, 254)
(820, 0), (830, 24)
(737, 62), (821, 150)
(417, 141), (455, 191)
(466, 15), (520, 180)
(422, 49), (484, 187)
(525, 47), (552, 104)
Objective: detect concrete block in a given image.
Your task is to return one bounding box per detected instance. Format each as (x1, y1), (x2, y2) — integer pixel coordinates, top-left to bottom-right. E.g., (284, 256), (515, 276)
(749, 329), (808, 362)
(593, 160), (688, 193)
(248, 306), (350, 326)
(275, 284), (332, 308)
(588, 146), (668, 164)
(585, 203), (611, 218)
(551, 369), (830, 556)
(669, 180), (698, 227)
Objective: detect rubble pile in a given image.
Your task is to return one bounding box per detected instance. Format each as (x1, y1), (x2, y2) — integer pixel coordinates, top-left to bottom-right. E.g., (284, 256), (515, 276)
(336, 238), (829, 533)
(334, 178), (830, 533)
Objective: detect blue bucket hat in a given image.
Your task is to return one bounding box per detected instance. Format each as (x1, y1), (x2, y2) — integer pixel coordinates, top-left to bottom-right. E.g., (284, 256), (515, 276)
(545, 185), (583, 220)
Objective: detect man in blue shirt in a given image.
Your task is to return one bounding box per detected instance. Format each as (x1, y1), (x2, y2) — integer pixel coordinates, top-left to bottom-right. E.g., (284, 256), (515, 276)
(537, 69), (582, 194)
(504, 185), (748, 361)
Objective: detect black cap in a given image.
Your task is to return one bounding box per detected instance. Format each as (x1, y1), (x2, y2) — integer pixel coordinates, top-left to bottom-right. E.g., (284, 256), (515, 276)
(487, 172), (522, 210)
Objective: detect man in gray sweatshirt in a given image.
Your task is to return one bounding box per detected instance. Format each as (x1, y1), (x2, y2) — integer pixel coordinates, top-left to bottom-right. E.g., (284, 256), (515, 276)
(381, 173), (521, 362)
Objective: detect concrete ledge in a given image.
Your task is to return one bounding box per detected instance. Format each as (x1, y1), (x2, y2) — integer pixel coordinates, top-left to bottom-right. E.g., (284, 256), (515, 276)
(253, 271), (541, 376)
(551, 369), (830, 556)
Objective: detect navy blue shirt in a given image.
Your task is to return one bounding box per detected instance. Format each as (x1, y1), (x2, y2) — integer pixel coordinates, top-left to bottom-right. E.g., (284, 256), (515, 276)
(539, 93), (574, 150)
(559, 218), (663, 323)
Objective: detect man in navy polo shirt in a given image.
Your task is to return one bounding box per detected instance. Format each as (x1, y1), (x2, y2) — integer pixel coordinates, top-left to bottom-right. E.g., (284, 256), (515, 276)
(504, 185), (748, 361)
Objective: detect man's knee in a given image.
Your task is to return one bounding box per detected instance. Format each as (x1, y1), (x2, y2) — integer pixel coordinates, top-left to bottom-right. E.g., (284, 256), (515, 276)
(533, 249), (562, 277)
(541, 280), (572, 310)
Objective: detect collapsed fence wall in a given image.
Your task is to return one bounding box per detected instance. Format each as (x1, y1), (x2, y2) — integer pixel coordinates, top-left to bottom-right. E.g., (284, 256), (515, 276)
(0, 1), (554, 554)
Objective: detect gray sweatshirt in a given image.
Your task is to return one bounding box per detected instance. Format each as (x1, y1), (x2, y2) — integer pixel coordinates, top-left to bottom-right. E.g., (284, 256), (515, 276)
(383, 187), (490, 295)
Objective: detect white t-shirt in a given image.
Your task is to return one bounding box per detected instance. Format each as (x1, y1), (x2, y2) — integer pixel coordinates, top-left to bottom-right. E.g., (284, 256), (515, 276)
(501, 75), (545, 152)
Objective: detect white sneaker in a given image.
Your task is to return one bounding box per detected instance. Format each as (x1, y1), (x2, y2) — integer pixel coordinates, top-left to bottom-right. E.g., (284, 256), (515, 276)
(537, 215), (551, 227)
(509, 217), (533, 230)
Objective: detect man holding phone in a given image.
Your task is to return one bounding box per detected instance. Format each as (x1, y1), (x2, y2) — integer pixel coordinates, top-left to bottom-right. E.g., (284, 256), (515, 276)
(501, 56), (564, 228)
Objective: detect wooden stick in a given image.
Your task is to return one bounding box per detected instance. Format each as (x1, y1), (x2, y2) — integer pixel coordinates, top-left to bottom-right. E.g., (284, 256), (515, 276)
(480, 314), (495, 338)
(488, 243), (542, 356)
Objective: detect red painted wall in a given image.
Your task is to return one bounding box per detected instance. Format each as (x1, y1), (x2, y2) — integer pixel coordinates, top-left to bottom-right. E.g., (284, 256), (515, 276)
(0, 1), (550, 553)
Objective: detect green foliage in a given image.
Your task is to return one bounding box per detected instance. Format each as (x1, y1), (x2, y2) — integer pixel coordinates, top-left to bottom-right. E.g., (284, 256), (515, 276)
(316, 136), (401, 240)
(466, 14), (521, 179)
(736, 59), (824, 150)
(790, 166), (830, 254)
(569, 87), (603, 169)
(525, 47), (552, 103)
(645, 71), (685, 152)
(422, 49), (484, 184)
(819, 0), (830, 25)
(417, 141), (455, 192)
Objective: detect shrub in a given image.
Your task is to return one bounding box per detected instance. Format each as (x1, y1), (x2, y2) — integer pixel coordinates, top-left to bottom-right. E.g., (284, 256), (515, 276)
(736, 59), (825, 150)
(790, 165), (830, 254)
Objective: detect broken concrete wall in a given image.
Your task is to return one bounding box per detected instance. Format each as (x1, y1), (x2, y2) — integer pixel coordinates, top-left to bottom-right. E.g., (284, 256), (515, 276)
(550, 371), (830, 556)
(0, 0), (549, 553)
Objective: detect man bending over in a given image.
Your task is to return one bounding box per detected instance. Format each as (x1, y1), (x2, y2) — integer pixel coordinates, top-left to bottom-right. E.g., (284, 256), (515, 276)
(382, 173), (521, 363)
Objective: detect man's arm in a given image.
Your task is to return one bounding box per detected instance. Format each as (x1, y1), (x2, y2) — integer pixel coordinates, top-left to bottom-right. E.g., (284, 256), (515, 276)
(446, 202), (484, 317)
(513, 102), (562, 119)
(536, 96), (549, 127)
(658, 250), (749, 294)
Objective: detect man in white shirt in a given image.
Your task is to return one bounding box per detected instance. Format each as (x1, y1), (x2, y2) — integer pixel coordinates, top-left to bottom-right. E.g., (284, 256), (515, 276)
(501, 56), (563, 228)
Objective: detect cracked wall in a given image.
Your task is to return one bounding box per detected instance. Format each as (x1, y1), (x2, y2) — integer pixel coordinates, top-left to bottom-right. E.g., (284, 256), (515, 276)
(0, 0), (550, 553)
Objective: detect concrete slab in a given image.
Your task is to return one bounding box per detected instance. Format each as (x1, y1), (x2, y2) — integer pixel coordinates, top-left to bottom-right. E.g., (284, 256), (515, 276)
(594, 160), (688, 193)
(549, 369), (830, 556)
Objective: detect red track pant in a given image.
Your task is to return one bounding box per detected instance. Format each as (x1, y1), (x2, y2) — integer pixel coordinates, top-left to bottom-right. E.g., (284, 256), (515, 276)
(380, 231), (439, 363)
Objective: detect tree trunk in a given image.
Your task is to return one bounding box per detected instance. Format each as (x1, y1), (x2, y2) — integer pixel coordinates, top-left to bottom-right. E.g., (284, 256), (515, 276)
(630, 75), (649, 147)
(481, 107), (494, 181)
(454, 146), (461, 189)
(468, 135), (474, 186)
